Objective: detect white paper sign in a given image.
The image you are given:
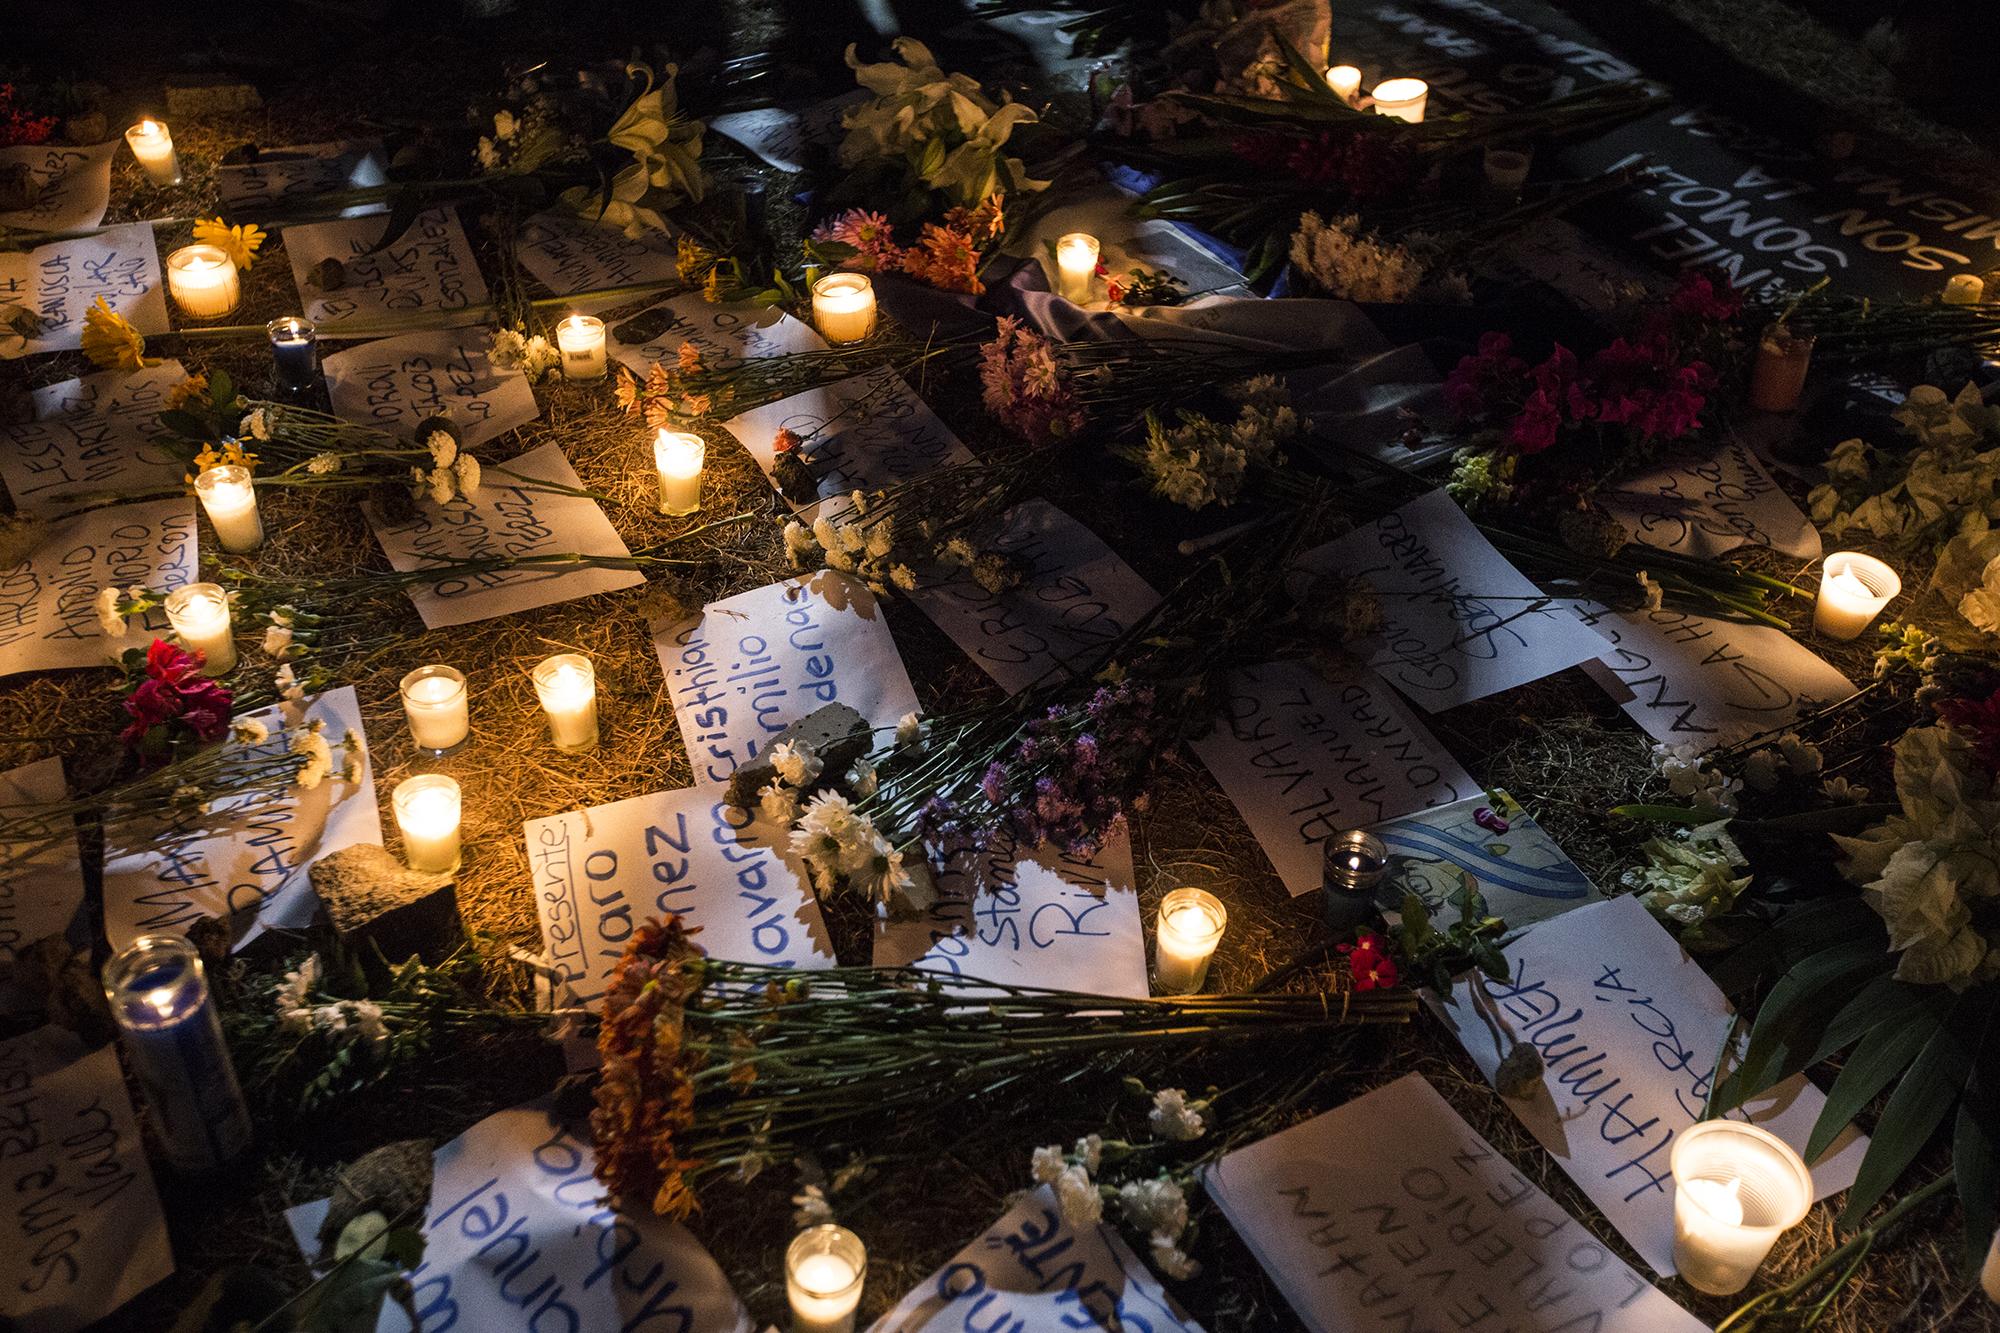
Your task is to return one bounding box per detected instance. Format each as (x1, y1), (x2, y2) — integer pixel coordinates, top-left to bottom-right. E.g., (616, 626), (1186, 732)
(1603, 438), (1821, 561)
(873, 828), (1148, 998)
(323, 327), (540, 451)
(908, 499), (1160, 695)
(0, 1028), (171, 1333)
(216, 140), (388, 218)
(101, 687), (382, 951)
(0, 758), (84, 987)
(0, 141), (117, 232)
(284, 207), (489, 326)
(721, 369), (976, 515)
(654, 572), (918, 785)
(0, 499), (196, 678)
(1190, 661), (1475, 897)
(1295, 490), (1607, 712)
(362, 442), (644, 628)
(1426, 895), (1867, 1276)
(0, 222), (167, 358)
(871, 1183), (1202, 1333)
(1, 361), (189, 512)
(607, 292), (823, 378)
(1570, 601), (1856, 746)
(515, 209), (681, 295)
(1374, 790), (1600, 932)
(708, 95), (859, 174)
(1206, 1073), (1709, 1333)
(285, 1102), (753, 1333)
(524, 785), (834, 1008)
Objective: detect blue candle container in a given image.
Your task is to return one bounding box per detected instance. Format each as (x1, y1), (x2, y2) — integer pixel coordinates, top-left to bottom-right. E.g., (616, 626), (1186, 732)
(102, 934), (254, 1172)
(1321, 828), (1389, 935)
(267, 315), (320, 394)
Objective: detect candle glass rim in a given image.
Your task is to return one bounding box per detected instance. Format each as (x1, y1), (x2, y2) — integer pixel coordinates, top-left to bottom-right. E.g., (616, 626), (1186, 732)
(392, 771), (462, 813)
(267, 315), (316, 340)
(1158, 886), (1228, 945)
(557, 313), (605, 340)
(400, 663), (468, 704)
(102, 932), (208, 1026)
(194, 462), (254, 494)
(786, 1223), (867, 1299)
(1820, 551), (1901, 604)
(532, 651), (596, 692)
(1670, 1119), (1813, 1232)
(1055, 231), (1101, 255)
(163, 581), (230, 621)
(168, 242), (234, 273)
(653, 429), (707, 466)
(811, 271), (874, 299)
(125, 118), (170, 140)
(1371, 77), (1429, 102)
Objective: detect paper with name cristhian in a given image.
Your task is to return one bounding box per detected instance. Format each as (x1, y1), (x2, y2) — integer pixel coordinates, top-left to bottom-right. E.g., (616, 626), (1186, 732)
(1427, 895), (1867, 1276)
(102, 687), (382, 951)
(0, 758), (83, 991)
(285, 1102), (753, 1333)
(0, 222), (167, 359)
(1570, 601), (1856, 746)
(216, 140), (388, 218)
(721, 368), (976, 514)
(1191, 661), (1475, 897)
(362, 442), (644, 628)
(0, 1027), (171, 1333)
(708, 95), (860, 174)
(1374, 790), (1600, 932)
(0, 499), (196, 678)
(870, 1183), (1202, 1333)
(608, 292), (823, 378)
(0, 140), (117, 231)
(2, 361), (189, 513)
(654, 572), (919, 785)
(909, 499), (1161, 695)
(1205, 1073), (1708, 1333)
(1603, 438), (1821, 561)
(285, 207), (489, 325)
(323, 327), (540, 451)
(1294, 489), (1606, 712)
(873, 828), (1148, 998)
(524, 786), (834, 1008)
(515, 209), (682, 295)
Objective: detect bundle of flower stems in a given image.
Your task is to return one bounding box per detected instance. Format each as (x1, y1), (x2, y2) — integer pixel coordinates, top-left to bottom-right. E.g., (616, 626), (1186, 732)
(1758, 290), (2000, 367)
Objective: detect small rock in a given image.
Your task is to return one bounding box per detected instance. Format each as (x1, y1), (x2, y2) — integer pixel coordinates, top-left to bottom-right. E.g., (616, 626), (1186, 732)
(220, 142), (262, 166)
(308, 844), (460, 977)
(772, 452), (819, 506)
(0, 163), (41, 214)
(611, 305), (681, 345)
(309, 257), (347, 292)
(724, 702), (871, 808)
(412, 415), (460, 451)
(317, 1139), (433, 1259)
(1496, 1042), (1544, 1099)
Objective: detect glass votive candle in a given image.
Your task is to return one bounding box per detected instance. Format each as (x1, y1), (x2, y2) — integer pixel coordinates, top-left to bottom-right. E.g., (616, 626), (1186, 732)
(1154, 887), (1227, 995)
(163, 582), (236, 676)
(124, 117), (181, 186)
(1483, 146), (1533, 199)
(1945, 274), (1985, 305)
(268, 316), (319, 393)
(533, 652), (599, 752)
(1670, 1120), (1812, 1296)
(166, 244), (242, 320)
(1055, 232), (1100, 303)
(194, 463), (264, 553)
(653, 429), (705, 516)
(1814, 551), (1900, 641)
(400, 664), (469, 754)
(393, 773), (462, 873)
(811, 272), (877, 344)
(1748, 323), (1815, 412)
(786, 1224), (866, 1333)
(1322, 829), (1388, 934)
(556, 314), (608, 380)
(1325, 64), (1362, 104)
(1371, 77), (1429, 123)
(103, 934), (253, 1172)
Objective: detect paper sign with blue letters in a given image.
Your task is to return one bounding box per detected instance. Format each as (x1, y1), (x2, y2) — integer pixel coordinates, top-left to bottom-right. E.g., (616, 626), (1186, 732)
(0, 223), (168, 359)
(1, 361), (190, 512)
(323, 327), (540, 451)
(284, 207), (489, 325)
(1373, 789), (1601, 932)
(0, 499), (196, 678)
(514, 209), (682, 295)
(607, 292), (823, 378)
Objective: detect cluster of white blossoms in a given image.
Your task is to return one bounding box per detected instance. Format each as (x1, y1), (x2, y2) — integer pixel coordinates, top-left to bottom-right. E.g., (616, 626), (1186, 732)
(1652, 741), (1740, 815)
(261, 606), (299, 658)
(782, 493), (917, 598)
(238, 408), (272, 442)
(93, 585), (152, 638)
(1741, 733), (1823, 793)
(408, 429), (482, 508)
(487, 327), (563, 383)
(289, 719), (365, 791)
(757, 721), (923, 906)
(1137, 376), (1299, 512)
(1028, 1087), (1208, 1280)
(273, 955), (388, 1048)
(837, 38), (1047, 207)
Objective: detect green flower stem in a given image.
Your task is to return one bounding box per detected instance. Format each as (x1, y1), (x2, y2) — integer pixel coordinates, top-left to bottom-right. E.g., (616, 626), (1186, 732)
(162, 278), (689, 344)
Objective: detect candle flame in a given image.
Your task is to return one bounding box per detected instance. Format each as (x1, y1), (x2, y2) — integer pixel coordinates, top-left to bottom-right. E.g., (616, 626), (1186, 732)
(146, 986), (177, 1018)
(141, 118), (162, 135)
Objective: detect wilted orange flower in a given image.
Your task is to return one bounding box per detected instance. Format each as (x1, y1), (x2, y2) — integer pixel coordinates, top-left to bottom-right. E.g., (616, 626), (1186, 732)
(165, 373), (210, 411)
(614, 367), (641, 414)
(676, 342), (703, 374)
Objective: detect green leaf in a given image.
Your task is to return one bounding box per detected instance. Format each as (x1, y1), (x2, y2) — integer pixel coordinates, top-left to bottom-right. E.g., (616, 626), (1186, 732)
(208, 368), (234, 411)
(1708, 896), (1881, 997)
(1717, 940), (1892, 1112)
(1954, 996), (2000, 1273)
(1806, 975), (1933, 1070)
(1807, 995), (1949, 1163)
(157, 409), (214, 443)
(1838, 997), (1974, 1225)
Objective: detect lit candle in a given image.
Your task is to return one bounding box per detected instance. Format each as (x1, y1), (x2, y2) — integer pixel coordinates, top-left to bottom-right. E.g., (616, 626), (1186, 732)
(393, 774), (462, 873)
(786, 1225), (866, 1333)
(166, 244), (242, 320)
(533, 652), (599, 752)
(1747, 323), (1815, 412)
(1154, 887), (1226, 995)
(1483, 146), (1533, 199)
(1669, 1120), (1812, 1296)
(1370, 77), (1429, 123)
(1325, 64), (1362, 104)
(811, 272), (877, 344)
(123, 118), (182, 187)
(1945, 274), (1985, 305)
(1055, 232), (1101, 303)
(1321, 829), (1388, 934)
(556, 314), (608, 380)
(1813, 552), (1900, 641)
(400, 664), (470, 754)
(164, 582), (236, 676)
(654, 429), (705, 516)
(1982, 1226), (2000, 1303)
(103, 935), (254, 1171)
(268, 316), (320, 394)
(194, 464), (264, 554)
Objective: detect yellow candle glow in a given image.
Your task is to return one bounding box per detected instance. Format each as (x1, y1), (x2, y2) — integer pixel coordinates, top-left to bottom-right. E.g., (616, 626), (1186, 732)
(1747, 324), (1815, 412)
(1669, 1121), (1811, 1296)
(1325, 64), (1362, 104)
(1945, 273), (1985, 305)
(1814, 552), (1899, 640)
(194, 464), (264, 553)
(533, 653), (599, 752)
(123, 118), (181, 186)
(556, 314), (608, 380)
(653, 429), (705, 516)
(400, 665), (469, 753)
(1154, 887), (1226, 995)
(163, 583), (236, 676)
(392, 774), (462, 873)
(166, 245), (242, 320)
(811, 272), (876, 344)
(786, 1225), (866, 1333)
(1055, 231), (1101, 303)
(1370, 77), (1430, 123)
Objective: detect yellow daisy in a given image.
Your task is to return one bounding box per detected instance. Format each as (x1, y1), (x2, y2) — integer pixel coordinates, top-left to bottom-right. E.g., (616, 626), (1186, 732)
(701, 268), (724, 304)
(80, 297), (158, 372)
(164, 374), (210, 411)
(192, 216), (268, 270)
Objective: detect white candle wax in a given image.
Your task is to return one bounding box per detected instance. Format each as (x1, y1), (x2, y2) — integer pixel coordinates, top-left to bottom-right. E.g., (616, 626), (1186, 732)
(1055, 232), (1100, 304)
(393, 775), (462, 873)
(1325, 64), (1362, 104)
(400, 665), (469, 752)
(1945, 274), (1986, 305)
(1669, 1120), (1811, 1296)
(194, 464), (264, 553)
(124, 118), (181, 186)
(1371, 77), (1429, 123)
(1813, 552), (1899, 640)
(786, 1226), (865, 1333)
(166, 245), (242, 320)
(164, 583), (236, 676)
(653, 429), (705, 516)
(533, 653), (599, 752)
(811, 273), (876, 344)
(1153, 887), (1226, 995)
(556, 314), (608, 380)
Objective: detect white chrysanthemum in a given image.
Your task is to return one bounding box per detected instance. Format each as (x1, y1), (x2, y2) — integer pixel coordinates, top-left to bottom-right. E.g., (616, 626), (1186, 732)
(427, 467), (455, 508)
(846, 760), (878, 799)
(1075, 1133), (1102, 1174)
(1743, 748), (1783, 792)
(1118, 1178), (1188, 1238)
(890, 563), (917, 592)
(1054, 1164), (1101, 1226)
(783, 520), (819, 567)
(427, 431), (458, 468)
(1778, 734), (1824, 777)
(231, 718), (270, 746)
(275, 664), (303, 701)
(759, 780), (800, 826)
(895, 711), (923, 749)
(811, 515), (840, 552)
(349, 999), (389, 1047)
(311, 1003), (349, 1033)
(792, 1184), (833, 1227)
(843, 830), (912, 905)
(94, 587), (125, 637)
(290, 727), (334, 790)
(494, 108), (519, 140)
(1150, 1235), (1200, 1280)
(790, 789), (859, 868)
(770, 740), (822, 787)
(1030, 1144), (1065, 1185)
(262, 625), (294, 657)
(307, 452), (343, 475)
(1148, 1088), (1206, 1141)
(864, 523), (893, 558)
(238, 408), (271, 441)
(454, 454), (481, 496)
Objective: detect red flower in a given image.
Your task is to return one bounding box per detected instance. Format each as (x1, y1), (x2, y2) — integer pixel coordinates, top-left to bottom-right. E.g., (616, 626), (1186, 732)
(772, 428), (801, 455)
(1506, 388), (1563, 454)
(1668, 268), (1743, 325)
(120, 640), (233, 756)
(1941, 686), (2000, 774)
(1339, 932), (1400, 991)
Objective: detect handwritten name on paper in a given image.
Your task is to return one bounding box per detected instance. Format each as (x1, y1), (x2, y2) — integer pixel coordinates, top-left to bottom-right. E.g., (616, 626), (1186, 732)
(907, 499), (1160, 695)
(0, 500), (195, 678)
(286, 1103), (753, 1333)
(1, 362), (190, 513)
(1374, 790), (1600, 932)
(1427, 895), (1866, 1276)
(707, 95), (860, 174)
(0, 140), (117, 232)
(1205, 1073), (1709, 1333)
(608, 293), (824, 379)
(101, 688), (381, 952)
(721, 369), (976, 513)
(1190, 661), (1475, 897)
(1569, 600), (1855, 746)
(515, 210), (681, 295)
(653, 572), (918, 784)
(871, 1183), (1202, 1333)
(323, 327), (539, 451)
(1294, 489), (1607, 711)
(216, 140), (387, 217)
(0, 223), (167, 360)
(0, 1028), (171, 1333)
(1603, 437), (1821, 561)
(362, 442), (644, 629)
(0, 758), (83, 993)
(284, 207), (490, 325)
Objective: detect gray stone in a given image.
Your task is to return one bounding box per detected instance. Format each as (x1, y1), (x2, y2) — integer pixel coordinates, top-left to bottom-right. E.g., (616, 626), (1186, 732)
(308, 843), (460, 973)
(724, 702), (871, 808)
(317, 1139), (434, 1258)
